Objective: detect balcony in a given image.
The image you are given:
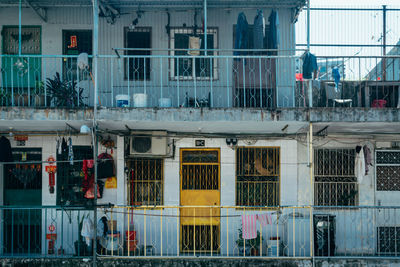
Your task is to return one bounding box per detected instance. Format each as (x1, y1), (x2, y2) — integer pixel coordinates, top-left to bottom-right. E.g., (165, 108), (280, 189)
(1, 53), (399, 110)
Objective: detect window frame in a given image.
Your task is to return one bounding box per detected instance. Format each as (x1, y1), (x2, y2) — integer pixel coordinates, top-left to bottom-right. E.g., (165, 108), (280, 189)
(235, 146), (280, 208)
(169, 27), (218, 80)
(127, 157), (164, 207)
(314, 148), (359, 207)
(376, 150), (400, 191)
(124, 27), (152, 81)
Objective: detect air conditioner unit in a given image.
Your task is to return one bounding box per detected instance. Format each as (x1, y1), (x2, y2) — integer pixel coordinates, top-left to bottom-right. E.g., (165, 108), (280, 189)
(129, 131), (168, 156)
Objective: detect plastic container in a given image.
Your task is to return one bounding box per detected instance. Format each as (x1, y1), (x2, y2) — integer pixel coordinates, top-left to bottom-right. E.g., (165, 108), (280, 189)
(267, 237), (280, 256)
(133, 93), (148, 107)
(158, 97), (172, 108)
(116, 94), (129, 107)
(372, 99), (387, 108)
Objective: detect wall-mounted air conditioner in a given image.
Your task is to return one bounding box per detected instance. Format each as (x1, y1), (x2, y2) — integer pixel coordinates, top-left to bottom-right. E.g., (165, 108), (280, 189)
(129, 131), (168, 156)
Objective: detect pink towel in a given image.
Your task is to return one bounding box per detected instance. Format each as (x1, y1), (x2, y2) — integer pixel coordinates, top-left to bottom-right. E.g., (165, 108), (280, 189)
(257, 213), (272, 226)
(241, 215), (257, 240)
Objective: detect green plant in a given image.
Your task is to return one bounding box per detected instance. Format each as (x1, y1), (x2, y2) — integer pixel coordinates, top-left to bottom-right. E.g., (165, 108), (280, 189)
(236, 228), (264, 252)
(46, 72), (85, 107)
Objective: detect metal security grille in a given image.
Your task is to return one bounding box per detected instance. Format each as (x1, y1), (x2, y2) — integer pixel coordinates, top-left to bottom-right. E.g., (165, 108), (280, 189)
(3, 27), (41, 55)
(378, 227), (400, 255)
(181, 150), (219, 190)
(128, 158), (163, 206)
(314, 149), (358, 206)
(181, 225), (219, 253)
(236, 147), (280, 207)
(376, 151), (400, 191)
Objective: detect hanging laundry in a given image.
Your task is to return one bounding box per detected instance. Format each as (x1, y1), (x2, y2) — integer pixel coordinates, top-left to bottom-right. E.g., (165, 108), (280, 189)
(0, 136), (13, 162)
(267, 9), (279, 50)
(81, 217), (94, 247)
(234, 12), (249, 56)
(257, 213), (272, 226)
(68, 137), (74, 165)
(355, 145), (365, 183)
(61, 137), (68, 158)
(253, 10), (265, 50)
(302, 52), (318, 79)
(241, 214), (257, 240)
(332, 67), (341, 92)
(363, 145), (372, 175)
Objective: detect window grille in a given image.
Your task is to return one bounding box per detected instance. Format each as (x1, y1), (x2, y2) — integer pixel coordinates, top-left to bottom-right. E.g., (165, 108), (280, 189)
(314, 148), (358, 206)
(235, 147), (280, 207)
(169, 28), (218, 80)
(128, 158), (163, 206)
(377, 226), (400, 255)
(376, 151), (400, 191)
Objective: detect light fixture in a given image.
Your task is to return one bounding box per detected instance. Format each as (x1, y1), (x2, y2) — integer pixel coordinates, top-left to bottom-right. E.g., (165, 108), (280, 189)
(80, 125), (91, 134)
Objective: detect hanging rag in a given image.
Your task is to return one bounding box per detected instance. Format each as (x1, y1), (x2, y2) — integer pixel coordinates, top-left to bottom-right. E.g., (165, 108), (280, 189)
(0, 136), (13, 163)
(363, 145), (372, 175)
(355, 145), (365, 184)
(234, 12), (249, 56)
(267, 9), (279, 50)
(302, 52), (318, 79)
(81, 217), (94, 247)
(332, 67), (341, 92)
(256, 213), (272, 226)
(253, 10), (265, 50)
(241, 214), (257, 240)
(188, 36), (201, 56)
(68, 137), (74, 165)
(97, 216), (109, 237)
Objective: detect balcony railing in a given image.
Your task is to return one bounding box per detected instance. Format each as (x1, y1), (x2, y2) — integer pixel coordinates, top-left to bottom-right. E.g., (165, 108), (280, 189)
(1, 53), (399, 109)
(1, 205), (400, 259)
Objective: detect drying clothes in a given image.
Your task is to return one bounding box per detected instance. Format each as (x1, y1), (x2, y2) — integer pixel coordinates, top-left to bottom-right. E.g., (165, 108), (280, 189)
(363, 145), (372, 175)
(97, 216), (109, 237)
(267, 9), (279, 50)
(257, 213), (272, 226)
(61, 137), (68, 158)
(188, 36), (201, 56)
(68, 137), (74, 165)
(253, 10), (265, 50)
(302, 52), (318, 79)
(0, 136), (13, 162)
(234, 12), (249, 56)
(355, 145), (366, 184)
(241, 215), (257, 240)
(332, 67), (341, 91)
(81, 217), (94, 247)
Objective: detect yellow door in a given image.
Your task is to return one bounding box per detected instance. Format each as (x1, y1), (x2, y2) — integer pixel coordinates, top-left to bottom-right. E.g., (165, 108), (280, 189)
(180, 148), (220, 253)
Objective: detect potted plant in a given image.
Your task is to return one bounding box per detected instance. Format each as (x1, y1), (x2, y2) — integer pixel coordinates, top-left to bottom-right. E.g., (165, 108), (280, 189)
(46, 72), (85, 108)
(32, 80), (47, 107)
(236, 228), (264, 256)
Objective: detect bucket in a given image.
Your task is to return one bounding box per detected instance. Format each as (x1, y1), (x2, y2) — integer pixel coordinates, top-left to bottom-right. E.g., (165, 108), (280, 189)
(133, 93), (148, 107)
(158, 98), (172, 108)
(116, 94), (129, 107)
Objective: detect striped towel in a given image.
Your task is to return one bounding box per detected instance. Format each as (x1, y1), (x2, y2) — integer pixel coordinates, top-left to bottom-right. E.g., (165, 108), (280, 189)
(257, 213), (273, 226)
(241, 215), (258, 240)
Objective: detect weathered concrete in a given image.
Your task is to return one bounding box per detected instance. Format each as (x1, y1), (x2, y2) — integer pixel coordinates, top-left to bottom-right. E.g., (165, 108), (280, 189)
(2, 258), (400, 267)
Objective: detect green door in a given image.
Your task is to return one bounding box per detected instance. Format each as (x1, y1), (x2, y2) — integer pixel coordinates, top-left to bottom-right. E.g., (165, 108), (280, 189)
(3, 148), (42, 254)
(1, 26), (42, 96)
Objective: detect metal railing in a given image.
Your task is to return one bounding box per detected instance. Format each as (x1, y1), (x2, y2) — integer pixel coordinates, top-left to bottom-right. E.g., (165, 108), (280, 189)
(1, 53), (400, 109)
(1, 205), (400, 259)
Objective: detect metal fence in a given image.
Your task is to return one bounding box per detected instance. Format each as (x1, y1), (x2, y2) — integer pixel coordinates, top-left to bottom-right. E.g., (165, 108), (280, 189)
(1, 205), (400, 259)
(1, 53), (399, 109)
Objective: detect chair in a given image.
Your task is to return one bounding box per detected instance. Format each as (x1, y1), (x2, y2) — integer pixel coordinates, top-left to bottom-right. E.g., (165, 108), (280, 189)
(325, 82), (352, 107)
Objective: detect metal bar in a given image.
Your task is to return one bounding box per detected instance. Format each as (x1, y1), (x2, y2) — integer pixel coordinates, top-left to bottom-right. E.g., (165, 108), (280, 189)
(19, 0), (22, 56)
(306, 0), (310, 52)
(382, 5), (387, 81)
(204, 0), (207, 52)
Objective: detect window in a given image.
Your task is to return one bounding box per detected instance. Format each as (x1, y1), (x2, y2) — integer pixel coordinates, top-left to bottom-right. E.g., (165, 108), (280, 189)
(236, 147), (280, 207)
(62, 30), (92, 81)
(314, 148), (358, 206)
(128, 158), (163, 206)
(56, 146), (93, 206)
(170, 28), (218, 80)
(124, 27), (151, 81)
(378, 227), (400, 255)
(376, 151), (400, 191)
